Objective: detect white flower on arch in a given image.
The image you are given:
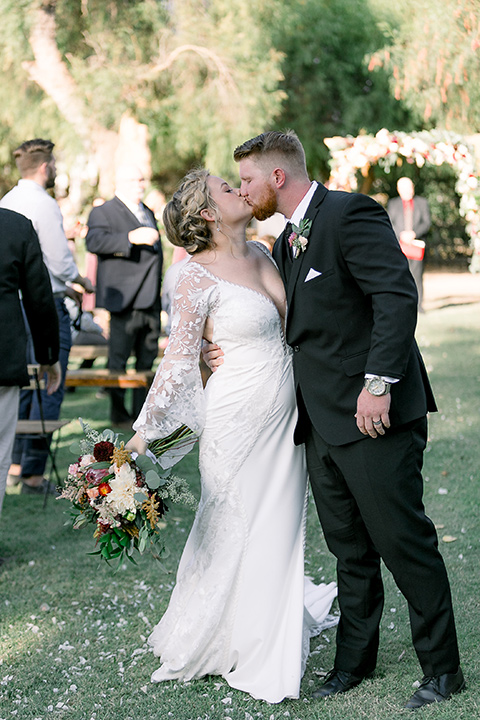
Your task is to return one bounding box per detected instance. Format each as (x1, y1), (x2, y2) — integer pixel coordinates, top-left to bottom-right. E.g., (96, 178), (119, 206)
(324, 128), (480, 272)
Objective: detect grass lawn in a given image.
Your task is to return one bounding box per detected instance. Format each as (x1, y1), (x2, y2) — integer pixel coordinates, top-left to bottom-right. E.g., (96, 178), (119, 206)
(1, 302), (479, 720)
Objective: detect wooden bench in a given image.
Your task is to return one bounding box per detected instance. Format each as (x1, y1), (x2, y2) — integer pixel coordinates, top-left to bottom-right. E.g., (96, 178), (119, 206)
(69, 341), (167, 363)
(65, 368), (155, 389)
(69, 344), (108, 361)
(15, 419), (71, 435)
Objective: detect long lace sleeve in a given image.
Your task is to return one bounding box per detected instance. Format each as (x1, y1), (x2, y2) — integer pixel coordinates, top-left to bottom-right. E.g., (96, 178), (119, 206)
(133, 263), (219, 447)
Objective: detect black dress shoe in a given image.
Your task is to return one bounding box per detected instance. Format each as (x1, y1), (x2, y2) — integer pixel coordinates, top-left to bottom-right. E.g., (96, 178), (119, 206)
(404, 667), (466, 709)
(312, 669), (366, 699)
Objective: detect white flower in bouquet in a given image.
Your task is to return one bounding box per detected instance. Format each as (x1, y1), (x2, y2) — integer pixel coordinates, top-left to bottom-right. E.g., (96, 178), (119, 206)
(96, 503), (120, 528)
(107, 463), (138, 515)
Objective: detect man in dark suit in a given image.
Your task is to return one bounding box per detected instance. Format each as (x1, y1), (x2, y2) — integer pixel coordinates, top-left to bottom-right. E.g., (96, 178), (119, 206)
(86, 165), (163, 426)
(231, 131), (464, 709)
(387, 177), (431, 312)
(0, 209), (60, 514)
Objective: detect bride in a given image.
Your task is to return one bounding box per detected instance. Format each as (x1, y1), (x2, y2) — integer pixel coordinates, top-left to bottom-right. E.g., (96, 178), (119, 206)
(126, 169), (337, 703)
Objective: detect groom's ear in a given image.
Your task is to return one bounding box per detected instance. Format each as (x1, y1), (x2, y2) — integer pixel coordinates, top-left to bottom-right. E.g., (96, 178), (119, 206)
(272, 168), (286, 188)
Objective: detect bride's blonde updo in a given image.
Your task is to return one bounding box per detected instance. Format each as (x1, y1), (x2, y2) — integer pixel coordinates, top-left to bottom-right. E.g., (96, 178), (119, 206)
(163, 168), (219, 254)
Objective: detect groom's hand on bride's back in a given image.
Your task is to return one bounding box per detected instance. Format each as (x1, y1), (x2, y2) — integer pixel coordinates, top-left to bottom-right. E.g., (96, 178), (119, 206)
(202, 339), (224, 372)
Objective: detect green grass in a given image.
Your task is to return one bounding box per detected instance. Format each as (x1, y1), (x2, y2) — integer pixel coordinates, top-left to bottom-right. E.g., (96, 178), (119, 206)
(1, 302), (479, 720)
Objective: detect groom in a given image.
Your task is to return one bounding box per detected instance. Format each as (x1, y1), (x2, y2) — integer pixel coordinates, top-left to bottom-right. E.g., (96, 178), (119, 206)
(209, 130), (464, 709)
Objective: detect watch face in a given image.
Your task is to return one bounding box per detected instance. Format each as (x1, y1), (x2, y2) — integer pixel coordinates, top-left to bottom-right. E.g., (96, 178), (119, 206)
(368, 378), (385, 395)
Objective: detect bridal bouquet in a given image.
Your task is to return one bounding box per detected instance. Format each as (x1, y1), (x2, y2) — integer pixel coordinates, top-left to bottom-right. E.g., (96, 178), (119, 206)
(59, 420), (197, 565)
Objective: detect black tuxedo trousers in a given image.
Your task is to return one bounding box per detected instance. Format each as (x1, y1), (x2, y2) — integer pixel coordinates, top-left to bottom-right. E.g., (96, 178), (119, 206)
(304, 410), (459, 676)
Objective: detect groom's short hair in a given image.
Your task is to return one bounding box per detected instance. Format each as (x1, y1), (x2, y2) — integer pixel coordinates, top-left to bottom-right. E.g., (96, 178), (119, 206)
(233, 130), (307, 176)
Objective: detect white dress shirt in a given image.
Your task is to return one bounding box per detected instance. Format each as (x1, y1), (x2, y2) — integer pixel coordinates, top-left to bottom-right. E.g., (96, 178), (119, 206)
(286, 181), (318, 228)
(0, 179), (79, 294)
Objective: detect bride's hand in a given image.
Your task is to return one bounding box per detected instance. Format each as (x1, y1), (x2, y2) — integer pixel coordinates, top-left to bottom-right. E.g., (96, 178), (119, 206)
(125, 432), (148, 455)
(201, 339), (224, 372)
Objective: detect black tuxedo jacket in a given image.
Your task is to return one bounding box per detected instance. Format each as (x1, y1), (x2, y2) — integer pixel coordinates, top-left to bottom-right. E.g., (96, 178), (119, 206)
(273, 184), (436, 446)
(387, 195), (431, 241)
(0, 209), (59, 387)
(86, 196), (163, 313)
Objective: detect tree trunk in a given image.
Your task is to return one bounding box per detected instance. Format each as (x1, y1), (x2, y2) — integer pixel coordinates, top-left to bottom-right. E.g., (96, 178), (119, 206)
(23, 2), (151, 198)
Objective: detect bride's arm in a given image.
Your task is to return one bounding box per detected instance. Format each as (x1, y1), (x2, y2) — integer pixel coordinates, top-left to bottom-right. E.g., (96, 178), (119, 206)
(132, 265), (218, 444)
(125, 432), (148, 455)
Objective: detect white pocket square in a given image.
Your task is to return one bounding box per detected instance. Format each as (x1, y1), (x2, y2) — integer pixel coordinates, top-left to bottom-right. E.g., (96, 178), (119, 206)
(305, 268), (322, 282)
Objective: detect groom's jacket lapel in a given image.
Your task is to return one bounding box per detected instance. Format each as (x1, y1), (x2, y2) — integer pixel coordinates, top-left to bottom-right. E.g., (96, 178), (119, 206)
(286, 183), (328, 314)
(274, 223), (292, 287)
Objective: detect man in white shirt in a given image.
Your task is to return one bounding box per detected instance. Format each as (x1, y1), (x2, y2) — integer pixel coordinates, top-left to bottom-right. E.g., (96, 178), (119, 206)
(0, 138), (93, 493)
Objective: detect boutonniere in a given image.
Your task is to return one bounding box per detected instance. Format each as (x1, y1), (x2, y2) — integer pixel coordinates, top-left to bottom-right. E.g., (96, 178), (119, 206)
(288, 218), (312, 259)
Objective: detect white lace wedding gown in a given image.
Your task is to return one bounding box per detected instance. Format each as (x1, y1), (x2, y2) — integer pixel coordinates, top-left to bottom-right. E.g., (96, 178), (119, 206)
(133, 244), (337, 703)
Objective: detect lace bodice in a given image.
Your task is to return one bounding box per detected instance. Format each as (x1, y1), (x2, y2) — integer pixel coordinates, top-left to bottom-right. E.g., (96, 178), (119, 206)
(133, 243), (289, 449)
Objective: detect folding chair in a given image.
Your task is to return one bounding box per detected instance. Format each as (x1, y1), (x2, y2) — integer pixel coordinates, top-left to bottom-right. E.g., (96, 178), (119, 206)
(15, 365), (70, 507)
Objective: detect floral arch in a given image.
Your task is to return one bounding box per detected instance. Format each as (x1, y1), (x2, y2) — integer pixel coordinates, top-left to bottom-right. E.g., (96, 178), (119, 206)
(324, 128), (480, 273)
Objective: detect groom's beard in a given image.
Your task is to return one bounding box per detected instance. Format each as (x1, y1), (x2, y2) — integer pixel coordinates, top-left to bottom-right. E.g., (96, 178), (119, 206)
(250, 184), (278, 221)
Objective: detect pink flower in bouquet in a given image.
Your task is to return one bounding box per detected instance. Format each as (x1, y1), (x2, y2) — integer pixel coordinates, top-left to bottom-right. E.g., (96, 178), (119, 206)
(87, 487), (100, 499)
(79, 454), (96, 467)
(85, 467), (111, 485)
(68, 462), (81, 477)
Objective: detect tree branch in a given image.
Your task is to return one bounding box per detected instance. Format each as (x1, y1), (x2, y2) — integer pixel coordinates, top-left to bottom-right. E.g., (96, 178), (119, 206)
(22, 2), (95, 146)
(143, 43), (241, 100)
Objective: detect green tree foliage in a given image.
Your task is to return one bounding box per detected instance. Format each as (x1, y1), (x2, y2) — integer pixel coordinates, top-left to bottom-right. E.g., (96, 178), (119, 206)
(1, 0), (477, 253)
(0, 0), (285, 195)
(0, 0), (412, 193)
(263, 0), (413, 179)
(140, 0), (286, 182)
(369, 0), (480, 134)
(0, 1), (80, 185)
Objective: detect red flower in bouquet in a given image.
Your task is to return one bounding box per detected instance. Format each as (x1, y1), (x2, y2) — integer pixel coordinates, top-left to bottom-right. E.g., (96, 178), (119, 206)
(93, 440), (115, 462)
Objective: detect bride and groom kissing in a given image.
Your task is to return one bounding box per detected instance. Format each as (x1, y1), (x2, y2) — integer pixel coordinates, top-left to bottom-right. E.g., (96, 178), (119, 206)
(126, 130), (465, 708)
